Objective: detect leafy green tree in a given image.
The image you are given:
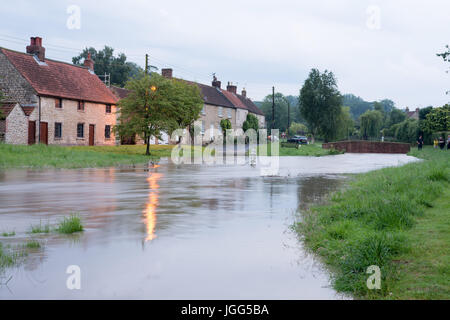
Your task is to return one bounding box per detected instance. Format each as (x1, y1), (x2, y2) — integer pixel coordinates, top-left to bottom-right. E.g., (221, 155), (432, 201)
(437, 45), (450, 94)
(220, 119), (232, 137)
(299, 69), (343, 142)
(360, 110), (383, 139)
(342, 94), (373, 120)
(243, 113), (259, 132)
(165, 79), (204, 144)
(260, 93), (294, 132)
(289, 122), (308, 136)
(73, 46), (143, 87)
(391, 119), (419, 143)
(421, 104), (449, 133)
(336, 106), (355, 141)
(388, 108), (407, 127)
(419, 106), (433, 121)
(114, 72), (202, 155)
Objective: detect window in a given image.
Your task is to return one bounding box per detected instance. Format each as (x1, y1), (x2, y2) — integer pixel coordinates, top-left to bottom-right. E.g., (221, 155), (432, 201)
(218, 107), (223, 117)
(201, 121), (205, 135)
(54, 122), (62, 139)
(77, 123), (84, 138)
(105, 125), (111, 139)
(78, 101), (85, 111)
(55, 98), (62, 109)
(227, 108), (232, 119)
(201, 105), (206, 115)
(106, 105), (111, 114)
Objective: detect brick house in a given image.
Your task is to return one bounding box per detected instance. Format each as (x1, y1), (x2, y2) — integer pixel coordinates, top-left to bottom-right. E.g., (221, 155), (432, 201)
(0, 37), (118, 146)
(405, 107), (420, 120)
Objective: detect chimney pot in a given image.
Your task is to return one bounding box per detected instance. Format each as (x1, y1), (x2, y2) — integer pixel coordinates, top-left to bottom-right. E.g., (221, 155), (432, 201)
(162, 68), (173, 79)
(227, 83), (237, 94)
(84, 53), (95, 71)
(212, 76), (221, 89)
(26, 36), (45, 61)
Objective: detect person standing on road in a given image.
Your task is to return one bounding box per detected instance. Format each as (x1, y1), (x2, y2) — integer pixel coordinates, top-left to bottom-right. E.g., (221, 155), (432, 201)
(417, 135), (424, 150)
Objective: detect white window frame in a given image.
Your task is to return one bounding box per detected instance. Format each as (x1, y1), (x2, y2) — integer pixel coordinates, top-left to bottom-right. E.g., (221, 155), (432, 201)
(218, 107), (223, 117)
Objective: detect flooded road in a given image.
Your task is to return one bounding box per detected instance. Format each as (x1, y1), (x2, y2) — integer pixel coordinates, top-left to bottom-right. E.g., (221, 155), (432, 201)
(0, 154), (419, 299)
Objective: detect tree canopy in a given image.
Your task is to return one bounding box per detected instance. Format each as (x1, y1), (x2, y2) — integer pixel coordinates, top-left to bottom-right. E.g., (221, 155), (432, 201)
(299, 69), (343, 142)
(259, 93), (296, 132)
(73, 46), (143, 87)
(243, 113), (259, 132)
(421, 104), (449, 133)
(114, 72), (203, 155)
(359, 110), (384, 139)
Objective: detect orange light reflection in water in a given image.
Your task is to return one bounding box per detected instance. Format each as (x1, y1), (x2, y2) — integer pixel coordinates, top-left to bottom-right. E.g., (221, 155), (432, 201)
(144, 173), (162, 242)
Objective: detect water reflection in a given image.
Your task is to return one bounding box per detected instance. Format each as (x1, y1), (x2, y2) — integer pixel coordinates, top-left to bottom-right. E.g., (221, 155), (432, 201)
(144, 172), (162, 242)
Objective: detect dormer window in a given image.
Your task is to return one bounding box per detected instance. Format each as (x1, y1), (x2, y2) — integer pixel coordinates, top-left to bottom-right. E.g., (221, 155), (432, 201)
(55, 98), (62, 109)
(78, 101), (85, 111)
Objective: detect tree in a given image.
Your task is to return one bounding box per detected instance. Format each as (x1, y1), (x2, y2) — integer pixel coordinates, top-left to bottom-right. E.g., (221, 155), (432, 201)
(392, 119), (419, 143)
(336, 106), (355, 141)
(73, 46), (143, 87)
(114, 72), (203, 155)
(289, 122), (308, 136)
(220, 119), (232, 137)
(359, 110), (383, 139)
(342, 94), (373, 120)
(260, 93), (294, 132)
(388, 108), (407, 127)
(165, 79), (204, 144)
(299, 69), (343, 142)
(421, 104), (449, 134)
(243, 113), (259, 132)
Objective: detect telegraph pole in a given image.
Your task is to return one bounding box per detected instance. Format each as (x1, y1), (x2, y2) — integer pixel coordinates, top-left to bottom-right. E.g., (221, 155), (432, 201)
(287, 99), (291, 135)
(272, 86), (275, 130)
(145, 54), (149, 75)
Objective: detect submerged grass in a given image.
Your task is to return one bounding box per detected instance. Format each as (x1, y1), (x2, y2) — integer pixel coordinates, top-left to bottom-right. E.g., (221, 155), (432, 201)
(29, 221), (50, 234)
(56, 214), (84, 234)
(296, 147), (449, 299)
(1, 231), (15, 237)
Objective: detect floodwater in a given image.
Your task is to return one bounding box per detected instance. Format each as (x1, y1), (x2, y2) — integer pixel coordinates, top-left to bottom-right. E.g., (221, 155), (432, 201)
(0, 153), (419, 299)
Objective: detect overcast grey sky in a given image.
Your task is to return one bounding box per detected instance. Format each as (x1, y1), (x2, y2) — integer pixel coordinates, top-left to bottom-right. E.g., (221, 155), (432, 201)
(1, 0), (449, 108)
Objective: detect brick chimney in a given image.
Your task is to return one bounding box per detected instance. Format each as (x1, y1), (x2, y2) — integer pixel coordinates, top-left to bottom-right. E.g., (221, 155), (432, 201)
(162, 68), (173, 79)
(415, 108), (420, 113)
(212, 74), (221, 89)
(405, 107), (410, 113)
(26, 37), (45, 61)
(241, 88), (247, 98)
(227, 82), (237, 94)
(84, 53), (94, 71)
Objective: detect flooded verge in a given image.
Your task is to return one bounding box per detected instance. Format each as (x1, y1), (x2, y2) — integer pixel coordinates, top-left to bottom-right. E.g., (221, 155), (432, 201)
(0, 154), (419, 299)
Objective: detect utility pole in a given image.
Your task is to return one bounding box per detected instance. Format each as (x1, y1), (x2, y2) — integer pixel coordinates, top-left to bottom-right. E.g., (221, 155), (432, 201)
(272, 86), (275, 130)
(145, 54), (149, 75)
(287, 99), (291, 134)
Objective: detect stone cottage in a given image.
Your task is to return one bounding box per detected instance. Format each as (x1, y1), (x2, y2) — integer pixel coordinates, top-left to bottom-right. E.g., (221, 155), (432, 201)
(160, 69), (265, 142)
(0, 37), (118, 146)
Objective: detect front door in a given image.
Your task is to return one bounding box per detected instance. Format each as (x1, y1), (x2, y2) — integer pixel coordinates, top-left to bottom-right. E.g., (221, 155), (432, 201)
(89, 124), (95, 146)
(28, 121), (36, 145)
(39, 122), (48, 145)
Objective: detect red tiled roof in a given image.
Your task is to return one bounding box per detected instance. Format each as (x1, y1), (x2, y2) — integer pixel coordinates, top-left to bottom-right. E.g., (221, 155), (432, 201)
(221, 89), (248, 110)
(0, 102), (17, 118)
(1, 48), (118, 105)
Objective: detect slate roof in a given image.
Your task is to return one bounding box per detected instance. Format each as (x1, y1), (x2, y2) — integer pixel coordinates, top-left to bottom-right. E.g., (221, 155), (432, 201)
(110, 86), (130, 100)
(1, 48), (118, 105)
(237, 94), (264, 116)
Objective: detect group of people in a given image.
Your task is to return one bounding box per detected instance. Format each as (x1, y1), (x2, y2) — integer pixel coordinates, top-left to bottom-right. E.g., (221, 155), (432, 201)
(419, 135), (450, 150)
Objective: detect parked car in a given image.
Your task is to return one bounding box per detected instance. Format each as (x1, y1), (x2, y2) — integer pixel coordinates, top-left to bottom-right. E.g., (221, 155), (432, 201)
(287, 136), (308, 145)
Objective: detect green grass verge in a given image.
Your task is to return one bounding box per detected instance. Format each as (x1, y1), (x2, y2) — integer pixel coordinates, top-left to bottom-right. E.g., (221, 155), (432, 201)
(29, 221), (50, 234)
(0, 144), (174, 169)
(258, 143), (343, 157)
(295, 147), (449, 299)
(56, 214), (84, 234)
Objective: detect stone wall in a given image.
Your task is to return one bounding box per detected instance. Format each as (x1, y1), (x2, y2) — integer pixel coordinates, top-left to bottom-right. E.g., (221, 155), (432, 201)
(0, 120), (5, 141)
(323, 140), (411, 154)
(5, 104), (28, 145)
(198, 103), (236, 140)
(39, 97), (117, 146)
(0, 51), (38, 105)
